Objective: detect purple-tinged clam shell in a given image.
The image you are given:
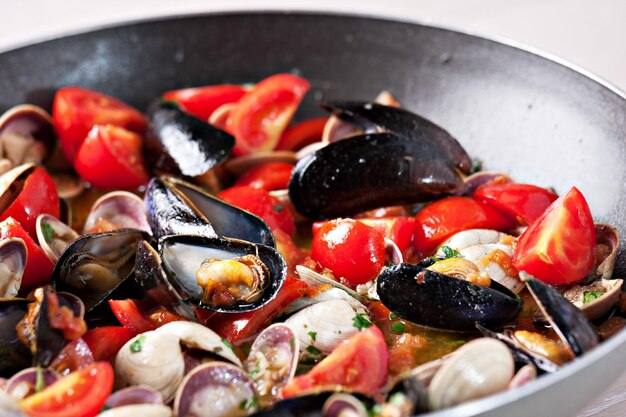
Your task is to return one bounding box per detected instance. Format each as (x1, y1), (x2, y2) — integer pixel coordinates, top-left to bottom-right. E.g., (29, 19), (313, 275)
(5, 367), (58, 399)
(83, 191), (151, 235)
(105, 385), (163, 408)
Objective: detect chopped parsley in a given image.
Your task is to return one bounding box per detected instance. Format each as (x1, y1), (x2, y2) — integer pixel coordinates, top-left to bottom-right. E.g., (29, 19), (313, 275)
(388, 312), (398, 320)
(389, 392), (408, 407)
(129, 335), (146, 353)
(471, 158), (483, 173)
(222, 338), (236, 353)
(239, 396), (259, 410)
(443, 339), (466, 346)
(306, 345), (322, 355)
(583, 290), (604, 304)
(390, 322), (405, 334)
(440, 246), (463, 259)
(308, 331), (317, 341)
(41, 223), (55, 243)
(353, 314), (372, 330)
(248, 360), (261, 377)
(290, 337), (296, 350)
(368, 404), (383, 417)
(35, 366), (44, 392)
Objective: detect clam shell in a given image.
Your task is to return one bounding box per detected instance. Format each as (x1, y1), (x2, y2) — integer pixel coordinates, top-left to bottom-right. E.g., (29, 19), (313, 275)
(99, 404), (172, 417)
(0, 238), (27, 298)
(83, 191), (150, 234)
(36, 214), (79, 263)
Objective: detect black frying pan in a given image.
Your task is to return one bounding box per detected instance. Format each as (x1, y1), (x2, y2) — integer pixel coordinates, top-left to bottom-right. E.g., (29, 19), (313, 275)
(0, 12), (624, 417)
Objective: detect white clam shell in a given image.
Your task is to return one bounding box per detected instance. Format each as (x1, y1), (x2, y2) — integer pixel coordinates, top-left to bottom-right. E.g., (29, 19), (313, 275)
(36, 214), (79, 263)
(428, 338), (515, 410)
(99, 404), (172, 417)
(460, 243), (524, 294)
(0, 238), (26, 298)
(437, 229), (509, 254)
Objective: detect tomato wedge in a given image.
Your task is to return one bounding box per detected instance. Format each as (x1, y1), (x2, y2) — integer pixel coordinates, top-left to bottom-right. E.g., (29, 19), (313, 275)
(512, 187), (595, 285)
(235, 162), (294, 191)
(74, 124), (150, 190)
(356, 217), (416, 252)
(276, 117), (328, 151)
(19, 362), (114, 417)
(162, 84), (247, 121)
(50, 338), (94, 375)
(282, 325), (388, 397)
(474, 183), (558, 226)
(108, 299), (184, 333)
(228, 74), (310, 155)
(413, 197), (515, 256)
(53, 86), (146, 162)
(82, 326), (138, 362)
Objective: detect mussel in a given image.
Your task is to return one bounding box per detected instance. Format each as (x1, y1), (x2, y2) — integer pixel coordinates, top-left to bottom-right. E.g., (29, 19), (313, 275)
(0, 299), (31, 376)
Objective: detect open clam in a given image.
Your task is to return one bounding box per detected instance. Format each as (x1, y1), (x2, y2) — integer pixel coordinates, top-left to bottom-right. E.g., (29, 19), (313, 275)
(0, 238), (27, 298)
(36, 214), (79, 263)
(83, 191), (151, 234)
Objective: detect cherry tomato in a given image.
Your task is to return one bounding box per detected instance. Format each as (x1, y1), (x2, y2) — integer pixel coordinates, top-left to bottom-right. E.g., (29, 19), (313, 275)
(234, 162), (294, 191)
(0, 217), (54, 289)
(74, 124), (150, 190)
(512, 187), (595, 285)
(50, 338), (94, 375)
(218, 186), (295, 235)
(276, 117), (328, 151)
(413, 197), (515, 256)
(474, 183), (558, 226)
(82, 326), (138, 362)
(273, 228), (308, 273)
(354, 217), (415, 252)
(282, 325), (388, 397)
(53, 86), (146, 162)
(197, 276), (308, 344)
(0, 166), (60, 239)
(228, 74), (310, 155)
(311, 219), (386, 287)
(19, 361), (114, 417)
(108, 299), (184, 333)
(162, 84), (247, 121)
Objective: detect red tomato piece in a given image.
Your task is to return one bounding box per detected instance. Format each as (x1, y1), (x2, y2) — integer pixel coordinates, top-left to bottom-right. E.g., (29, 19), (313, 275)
(273, 228), (308, 273)
(355, 217), (415, 252)
(53, 86), (146, 162)
(413, 197), (515, 256)
(282, 325), (388, 397)
(512, 187), (596, 285)
(82, 326), (137, 362)
(234, 162), (294, 191)
(109, 299), (184, 334)
(162, 84), (247, 121)
(311, 219), (386, 287)
(50, 338), (94, 375)
(369, 301), (392, 322)
(197, 276), (308, 344)
(0, 166), (60, 239)
(19, 362), (114, 417)
(474, 183), (558, 226)
(228, 74), (310, 155)
(276, 117), (328, 151)
(218, 186), (295, 235)
(74, 124), (150, 190)
(0, 217), (54, 289)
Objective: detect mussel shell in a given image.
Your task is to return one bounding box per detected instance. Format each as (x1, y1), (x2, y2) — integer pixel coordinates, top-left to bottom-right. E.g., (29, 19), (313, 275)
(377, 263), (522, 331)
(52, 229), (150, 312)
(160, 234), (286, 313)
(33, 288), (75, 367)
(322, 102), (472, 174)
(145, 101), (235, 177)
(288, 133), (464, 219)
(0, 299), (30, 377)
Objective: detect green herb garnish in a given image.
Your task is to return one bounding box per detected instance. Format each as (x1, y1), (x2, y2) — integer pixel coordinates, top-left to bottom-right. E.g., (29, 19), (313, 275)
(308, 331), (317, 341)
(129, 335), (146, 353)
(41, 223), (55, 243)
(248, 360), (261, 377)
(239, 396), (259, 410)
(306, 345), (322, 355)
(389, 392), (408, 407)
(583, 290), (604, 304)
(388, 312), (398, 320)
(222, 338), (236, 353)
(471, 158), (483, 173)
(290, 337), (296, 350)
(390, 322), (405, 334)
(353, 314), (372, 330)
(440, 246), (464, 259)
(368, 404), (383, 417)
(443, 339), (466, 346)
(35, 366), (45, 392)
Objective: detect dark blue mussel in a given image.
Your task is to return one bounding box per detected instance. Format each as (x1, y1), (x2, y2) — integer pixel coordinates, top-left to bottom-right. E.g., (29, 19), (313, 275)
(145, 176), (275, 247)
(144, 101), (235, 177)
(288, 133), (464, 219)
(377, 263), (522, 331)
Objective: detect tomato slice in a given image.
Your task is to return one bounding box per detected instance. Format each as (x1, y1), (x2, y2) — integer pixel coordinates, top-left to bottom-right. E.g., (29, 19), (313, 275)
(108, 299), (183, 333)
(74, 124), (150, 190)
(474, 183), (558, 226)
(218, 185), (295, 235)
(0, 217), (54, 289)
(355, 217), (416, 252)
(276, 117), (328, 151)
(282, 325), (388, 397)
(0, 166), (60, 239)
(197, 276), (308, 344)
(162, 84), (247, 121)
(82, 326), (137, 362)
(234, 162), (294, 191)
(19, 362), (114, 417)
(53, 86), (146, 162)
(50, 338), (94, 375)
(311, 219), (386, 287)
(228, 74), (310, 155)
(413, 196), (515, 256)
(512, 187), (595, 285)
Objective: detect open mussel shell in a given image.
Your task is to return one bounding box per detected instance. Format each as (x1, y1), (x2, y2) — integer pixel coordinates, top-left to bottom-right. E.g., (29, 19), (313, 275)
(145, 100), (235, 177)
(322, 101), (472, 174)
(0, 299), (30, 376)
(288, 133), (464, 219)
(0, 104), (56, 166)
(36, 214), (79, 263)
(83, 191), (151, 234)
(174, 362), (258, 417)
(377, 263), (522, 331)
(159, 234), (286, 313)
(0, 238), (27, 298)
(52, 228), (149, 312)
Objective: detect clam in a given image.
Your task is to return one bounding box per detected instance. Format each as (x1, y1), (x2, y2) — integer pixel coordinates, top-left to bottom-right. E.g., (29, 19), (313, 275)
(0, 238), (27, 298)
(0, 105), (56, 168)
(4, 367), (59, 399)
(508, 364), (537, 389)
(288, 133), (464, 219)
(0, 389), (26, 417)
(381, 376), (429, 417)
(36, 214), (79, 263)
(462, 171), (512, 194)
(99, 404), (172, 417)
(427, 258), (491, 287)
(52, 229), (149, 313)
(50, 172), (85, 200)
(83, 191), (151, 234)
(173, 362), (258, 417)
(115, 321), (241, 403)
(377, 263), (522, 331)
(158, 234), (286, 313)
(322, 393), (369, 417)
(144, 101), (235, 177)
(104, 385), (164, 408)
(295, 265), (366, 304)
(244, 323), (299, 404)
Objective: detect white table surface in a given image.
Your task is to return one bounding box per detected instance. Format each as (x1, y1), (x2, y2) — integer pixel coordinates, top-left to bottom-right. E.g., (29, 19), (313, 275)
(3, 1), (626, 416)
